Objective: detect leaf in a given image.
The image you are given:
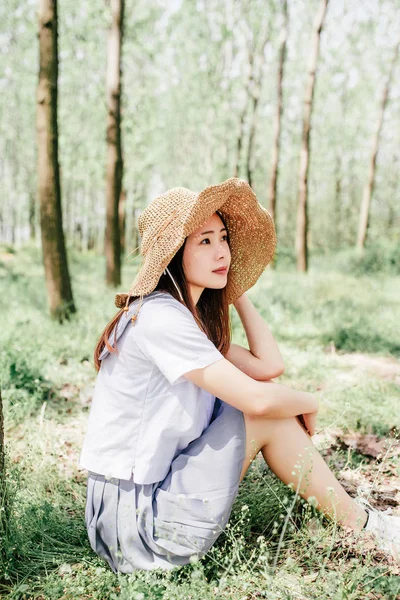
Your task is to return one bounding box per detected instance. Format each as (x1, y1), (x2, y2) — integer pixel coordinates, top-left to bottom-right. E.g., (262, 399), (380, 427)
(339, 431), (391, 458)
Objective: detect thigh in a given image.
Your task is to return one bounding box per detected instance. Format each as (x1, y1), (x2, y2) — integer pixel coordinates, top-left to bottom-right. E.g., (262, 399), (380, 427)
(238, 413), (269, 482)
(160, 398), (246, 497)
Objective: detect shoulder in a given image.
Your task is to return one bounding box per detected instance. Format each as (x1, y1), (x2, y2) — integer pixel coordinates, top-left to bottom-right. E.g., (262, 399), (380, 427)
(140, 291), (190, 315)
(135, 292), (196, 330)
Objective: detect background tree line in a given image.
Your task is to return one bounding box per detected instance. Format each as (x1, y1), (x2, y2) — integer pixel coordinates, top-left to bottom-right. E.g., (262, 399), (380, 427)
(0, 0), (399, 319)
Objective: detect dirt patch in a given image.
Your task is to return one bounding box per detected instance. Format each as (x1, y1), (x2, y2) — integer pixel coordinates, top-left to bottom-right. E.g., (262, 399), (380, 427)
(311, 427), (400, 514)
(333, 352), (400, 384)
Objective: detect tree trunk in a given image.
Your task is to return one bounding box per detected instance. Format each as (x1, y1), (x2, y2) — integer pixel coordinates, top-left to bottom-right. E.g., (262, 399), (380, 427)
(356, 39), (400, 252)
(28, 190), (36, 242)
(333, 74), (350, 249)
(119, 188), (126, 256)
(233, 48), (254, 178)
(105, 0), (124, 287)
(387, 153), (399, 232)
(268, 0), (288, 229)
(333, 152), (343, 248)
(246, 22), (271, 188)
(295, 0), (329, 272)
(36, 0), (76, 321)
(88, 230), (96, 251)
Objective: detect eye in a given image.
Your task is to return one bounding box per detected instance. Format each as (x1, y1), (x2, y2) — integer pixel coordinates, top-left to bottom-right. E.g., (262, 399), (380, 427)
(200, 235), (229, 245)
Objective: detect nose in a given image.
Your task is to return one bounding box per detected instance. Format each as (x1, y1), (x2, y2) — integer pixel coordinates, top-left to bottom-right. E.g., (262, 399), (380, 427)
(215, 241), (229, 261)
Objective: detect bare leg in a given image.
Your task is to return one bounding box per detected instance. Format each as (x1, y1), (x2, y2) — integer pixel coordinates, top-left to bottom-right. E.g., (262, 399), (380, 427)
(241, 414), (368, 532)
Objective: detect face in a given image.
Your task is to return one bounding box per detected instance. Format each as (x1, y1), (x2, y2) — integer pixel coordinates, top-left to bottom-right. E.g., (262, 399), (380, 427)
(182, 212), (231, 305)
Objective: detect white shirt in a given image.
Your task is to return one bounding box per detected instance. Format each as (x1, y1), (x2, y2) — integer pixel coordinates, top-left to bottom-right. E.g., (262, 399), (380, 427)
(79, 291), (225, 483)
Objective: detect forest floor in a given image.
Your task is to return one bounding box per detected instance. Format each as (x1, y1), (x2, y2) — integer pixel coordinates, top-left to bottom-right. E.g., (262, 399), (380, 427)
(1, 246), (400, 599)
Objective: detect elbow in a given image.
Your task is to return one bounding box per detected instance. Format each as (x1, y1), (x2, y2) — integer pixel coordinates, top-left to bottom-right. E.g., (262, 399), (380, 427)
(274, 361), (285, 377)
(260, 361), (285, 381)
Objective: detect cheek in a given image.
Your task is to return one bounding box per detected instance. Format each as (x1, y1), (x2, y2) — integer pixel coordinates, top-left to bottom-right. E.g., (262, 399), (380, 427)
(184, 246), (203, 270)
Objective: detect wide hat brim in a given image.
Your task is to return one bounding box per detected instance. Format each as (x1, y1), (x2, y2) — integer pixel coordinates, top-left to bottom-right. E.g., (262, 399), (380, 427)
(115, 177), (276, 307)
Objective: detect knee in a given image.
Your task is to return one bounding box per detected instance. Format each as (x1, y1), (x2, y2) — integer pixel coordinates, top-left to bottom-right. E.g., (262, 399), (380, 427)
(244, 413), (299, 446)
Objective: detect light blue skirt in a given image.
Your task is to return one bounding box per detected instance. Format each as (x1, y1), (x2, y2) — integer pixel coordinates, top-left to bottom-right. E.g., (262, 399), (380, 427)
(84, 398), (246, 572)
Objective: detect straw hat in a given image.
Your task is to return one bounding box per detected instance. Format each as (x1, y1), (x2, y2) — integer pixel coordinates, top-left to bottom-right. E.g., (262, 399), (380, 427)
(115, 177), (276, 322)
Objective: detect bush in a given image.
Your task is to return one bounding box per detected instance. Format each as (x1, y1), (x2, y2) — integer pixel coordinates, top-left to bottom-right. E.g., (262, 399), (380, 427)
(333, 241), (400, 276)
(0, 348), (57, 426)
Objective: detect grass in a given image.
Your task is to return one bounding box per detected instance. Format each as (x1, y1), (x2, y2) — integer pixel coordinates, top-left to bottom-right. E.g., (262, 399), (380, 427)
(0, 243), (399, 599)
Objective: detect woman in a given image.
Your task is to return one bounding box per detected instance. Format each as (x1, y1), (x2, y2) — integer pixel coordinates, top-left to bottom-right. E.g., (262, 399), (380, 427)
(79, 177), (400, 572)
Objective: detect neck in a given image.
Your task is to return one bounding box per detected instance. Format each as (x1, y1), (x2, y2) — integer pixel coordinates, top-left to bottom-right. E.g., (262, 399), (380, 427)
(188, 283), (204, 306)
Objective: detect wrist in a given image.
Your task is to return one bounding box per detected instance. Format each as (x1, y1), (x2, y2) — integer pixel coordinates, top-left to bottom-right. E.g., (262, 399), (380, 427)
(233, 293), (248, 309)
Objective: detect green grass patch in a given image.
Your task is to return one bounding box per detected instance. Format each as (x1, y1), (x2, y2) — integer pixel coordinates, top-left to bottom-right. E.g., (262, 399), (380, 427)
(1, 246), (399, 599)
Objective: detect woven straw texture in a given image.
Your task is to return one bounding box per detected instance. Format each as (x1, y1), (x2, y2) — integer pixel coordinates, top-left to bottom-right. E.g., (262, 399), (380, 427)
(115, 177), (276, 308)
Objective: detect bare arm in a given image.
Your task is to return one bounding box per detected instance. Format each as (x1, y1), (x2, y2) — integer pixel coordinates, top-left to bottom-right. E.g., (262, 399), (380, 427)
(184, 357), (317, 419)
(225, 343), (284, 380)
(231, 293), (285, 379)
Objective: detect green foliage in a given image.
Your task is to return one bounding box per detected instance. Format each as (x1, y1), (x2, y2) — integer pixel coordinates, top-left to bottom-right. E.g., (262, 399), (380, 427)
(324, 319), (400, 356)
(275, 241), (400, 277)
(7, 350), (52, 397)
(0, 245), (16, 255)
(316, 294), (400, 357)
(363, 567), (400, 597)
(1, 0), (400, 252)
(332, 241), (400, 276)
(0, 347), (56, 425)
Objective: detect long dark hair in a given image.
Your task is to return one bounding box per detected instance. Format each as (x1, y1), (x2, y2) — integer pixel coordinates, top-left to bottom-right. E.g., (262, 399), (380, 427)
(94, 211), (232, 371)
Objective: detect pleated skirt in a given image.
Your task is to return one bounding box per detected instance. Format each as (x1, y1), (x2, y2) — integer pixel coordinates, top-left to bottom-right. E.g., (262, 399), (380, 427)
(84, 398), (246, 573)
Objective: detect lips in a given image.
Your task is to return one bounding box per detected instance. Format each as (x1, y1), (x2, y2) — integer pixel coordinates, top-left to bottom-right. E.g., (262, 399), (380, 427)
(213, 267), (228, 273)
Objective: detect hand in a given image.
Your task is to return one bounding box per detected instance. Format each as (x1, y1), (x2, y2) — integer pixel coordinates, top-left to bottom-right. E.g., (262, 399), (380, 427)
(297, 412), (317, 437)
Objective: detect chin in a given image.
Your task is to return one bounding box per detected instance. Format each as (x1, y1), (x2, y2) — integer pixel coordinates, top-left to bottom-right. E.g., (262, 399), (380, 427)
(207, 282), (227, 289)
(194, 275), (228, 291)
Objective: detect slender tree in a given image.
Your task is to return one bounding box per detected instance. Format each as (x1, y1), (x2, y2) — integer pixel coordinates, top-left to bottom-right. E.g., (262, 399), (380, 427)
(333, 69), (350, 249)
(295, 0), (329, 272)
(387, 153), (399, 232)
(119, 188), (126, 255)
(36, 0), (75, 321)
(233, 46), (255, 178)
(28, 191), (36, 241)
(234, 7), (272, 184)
(105, 0), (124, 287)
(268, 0), (288, 230)
(356, 38), (400, 251)
(246, 22), (271, 188)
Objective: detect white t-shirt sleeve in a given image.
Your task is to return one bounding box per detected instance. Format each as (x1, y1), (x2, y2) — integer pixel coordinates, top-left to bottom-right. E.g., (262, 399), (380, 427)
(132, 301), (224, 385)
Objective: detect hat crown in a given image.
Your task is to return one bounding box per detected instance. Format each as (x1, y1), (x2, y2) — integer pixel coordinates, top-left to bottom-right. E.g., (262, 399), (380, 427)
(138, 187), (198, 255)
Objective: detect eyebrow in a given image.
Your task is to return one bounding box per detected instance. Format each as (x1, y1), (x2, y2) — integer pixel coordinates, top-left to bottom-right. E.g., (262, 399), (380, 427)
(199, 227), (227, 235)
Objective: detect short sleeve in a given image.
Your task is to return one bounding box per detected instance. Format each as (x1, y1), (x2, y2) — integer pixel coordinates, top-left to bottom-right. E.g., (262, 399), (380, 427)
(132, 300), (224, 385)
